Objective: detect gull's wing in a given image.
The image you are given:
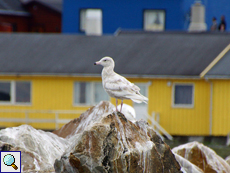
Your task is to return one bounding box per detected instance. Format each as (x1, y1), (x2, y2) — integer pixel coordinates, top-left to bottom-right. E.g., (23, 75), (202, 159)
(103, 73), (140, 93)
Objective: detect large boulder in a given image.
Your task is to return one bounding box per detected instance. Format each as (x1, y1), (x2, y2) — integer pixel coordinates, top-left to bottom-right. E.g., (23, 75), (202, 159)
(172, 141), (230, 173)
(54, 101), (182, 173)
(53, 100), (115, 138)
(0, 101), (182, 172)
(226, 155), (230, 165)
(173, 153), (204, 173)
(0, 125), (68, 172)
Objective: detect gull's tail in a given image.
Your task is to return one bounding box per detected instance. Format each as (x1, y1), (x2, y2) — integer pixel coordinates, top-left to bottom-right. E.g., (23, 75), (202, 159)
(129, 93), (148, 104)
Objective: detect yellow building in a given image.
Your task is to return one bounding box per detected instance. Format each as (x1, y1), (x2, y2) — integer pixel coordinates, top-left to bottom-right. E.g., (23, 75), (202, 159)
(0, 33), (230, 136)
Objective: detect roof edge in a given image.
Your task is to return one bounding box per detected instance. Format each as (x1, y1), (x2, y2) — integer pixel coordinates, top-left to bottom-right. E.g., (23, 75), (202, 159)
(22, 0), (62, 13)
(0, 73), (201, 79)
(0, 9), (30, 16)
(200, 44), (230, 78)
(204, 75), (230, 79)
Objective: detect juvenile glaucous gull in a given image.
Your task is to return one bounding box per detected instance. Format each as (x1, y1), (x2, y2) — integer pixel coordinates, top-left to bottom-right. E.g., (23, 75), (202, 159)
(94, 56), (148, 112)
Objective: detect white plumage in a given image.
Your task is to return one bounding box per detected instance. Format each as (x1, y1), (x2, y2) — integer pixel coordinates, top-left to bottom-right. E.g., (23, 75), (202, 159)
(94, 56), (148, 112)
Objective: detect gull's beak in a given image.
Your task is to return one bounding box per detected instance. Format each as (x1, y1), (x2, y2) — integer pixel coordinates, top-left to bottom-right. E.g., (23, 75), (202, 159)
(94, 61), (100, 65)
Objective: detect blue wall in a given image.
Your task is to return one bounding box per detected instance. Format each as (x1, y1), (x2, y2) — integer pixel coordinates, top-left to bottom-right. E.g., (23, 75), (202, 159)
(183, 0), (230, 31)
(63, 0), (230, 34)
(63, 0), (184, 34)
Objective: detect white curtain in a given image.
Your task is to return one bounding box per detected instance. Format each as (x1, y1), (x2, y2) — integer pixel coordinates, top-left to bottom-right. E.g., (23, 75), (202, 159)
(94, 83), (109, 103)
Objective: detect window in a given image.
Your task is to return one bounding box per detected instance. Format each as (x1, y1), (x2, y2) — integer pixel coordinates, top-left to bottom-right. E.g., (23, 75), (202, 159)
(133, 83), (149, 121)
(74, 82), (91, 104)
(143, 10), (165, 31)
(80, 9), (102, 35)
(94, 82), (109, 103)
(15, 82), (31, 103)
(80, 9), (87, 32)
(172, 84), (194, 108)
(0, 82), (11, 102)
(74, 82), (109, 105)
(0, 81), (31, 104)
(133, 83), (148, 106)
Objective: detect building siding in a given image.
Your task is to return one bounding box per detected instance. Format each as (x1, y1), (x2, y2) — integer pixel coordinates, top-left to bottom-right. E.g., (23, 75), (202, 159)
(0, 75), (229, 136)
(63, 0), (230, 34)
(62, 0), (184, 34)
(148, 79), (210, 136)
(26, 2), (62, 32)
(0, 76), (102, 129)
(212, 80), (230, 135)
(0, 15), (29, 32)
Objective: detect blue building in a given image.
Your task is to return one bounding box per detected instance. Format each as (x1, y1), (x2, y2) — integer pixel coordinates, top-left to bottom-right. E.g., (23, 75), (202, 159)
(62, 0), (230, 34)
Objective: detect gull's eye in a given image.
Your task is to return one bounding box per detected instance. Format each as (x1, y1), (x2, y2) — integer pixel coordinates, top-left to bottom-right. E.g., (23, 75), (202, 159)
(104, 59), (107, 61)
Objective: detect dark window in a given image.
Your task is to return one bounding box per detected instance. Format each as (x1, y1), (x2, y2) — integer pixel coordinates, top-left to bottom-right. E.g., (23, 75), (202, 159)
(16, 82), (31, 103)
(74, 82), (90, 104)
(0, 82), (11, 101)
(174, 85), (193, 105)
(79, 82), (86, 103)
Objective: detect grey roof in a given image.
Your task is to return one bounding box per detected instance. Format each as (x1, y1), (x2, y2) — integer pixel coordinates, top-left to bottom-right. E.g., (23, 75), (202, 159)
(0, 0), (29, 16)
(205, 49), (230, 78)
(0, 32), (230, 78)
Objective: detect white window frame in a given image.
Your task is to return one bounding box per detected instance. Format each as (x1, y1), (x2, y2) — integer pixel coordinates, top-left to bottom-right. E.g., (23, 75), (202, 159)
(80, 8), (102, 33)
(172, 83), (194, 108)
(73, 81), (109, 106)
(80, 9), (87, 32)
(0, 81), (32, 106)
(134, 83), (149, 98)
(143, 9), (165, 31)
(132, 82), (149, 107)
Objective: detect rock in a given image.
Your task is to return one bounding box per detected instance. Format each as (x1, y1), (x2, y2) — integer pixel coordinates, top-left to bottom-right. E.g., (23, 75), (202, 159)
(0, 124), (69, 172)
(53, 101), (115, 138)
(54, 101), (182, 173)
(226, 155), (230, 165)
(172, 141), (230, 173)
(0, 101), (181, 172)
(173, 153), (204, 173)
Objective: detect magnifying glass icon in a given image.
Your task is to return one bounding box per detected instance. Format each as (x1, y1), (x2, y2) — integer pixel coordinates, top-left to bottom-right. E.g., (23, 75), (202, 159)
(3, 154), (18, 170)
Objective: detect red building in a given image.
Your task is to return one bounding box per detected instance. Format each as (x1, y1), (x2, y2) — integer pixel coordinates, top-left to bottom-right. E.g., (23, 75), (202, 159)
(0, 0), (62, 33)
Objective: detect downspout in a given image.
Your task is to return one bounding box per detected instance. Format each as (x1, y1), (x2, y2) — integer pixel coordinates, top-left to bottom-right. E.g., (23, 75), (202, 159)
(208, 80), (213, 135)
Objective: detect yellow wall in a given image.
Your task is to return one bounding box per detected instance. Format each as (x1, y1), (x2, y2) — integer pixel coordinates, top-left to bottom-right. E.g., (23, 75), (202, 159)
(1, 75), (229, 136)
(212, 80), (230, 136)
(0, 76), (102, 129)
(148, 79), (210, 136)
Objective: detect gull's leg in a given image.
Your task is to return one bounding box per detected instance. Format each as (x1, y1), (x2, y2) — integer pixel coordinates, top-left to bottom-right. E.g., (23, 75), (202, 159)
(116, 99), (118, 112)
(120, 100), (123, 112)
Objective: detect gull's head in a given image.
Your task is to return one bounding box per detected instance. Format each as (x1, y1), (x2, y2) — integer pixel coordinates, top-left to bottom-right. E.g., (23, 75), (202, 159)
(94, 56), (115, 68)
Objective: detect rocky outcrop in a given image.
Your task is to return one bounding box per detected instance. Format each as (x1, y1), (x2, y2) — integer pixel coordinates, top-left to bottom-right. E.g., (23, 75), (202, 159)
(0, 101), (182, 172)
(0, 125), (68, 172)
(2, 101), (230, 173)
(172, 141), (230, 173)
(174, 153), (204, 173)
(225, 155), (230, 165)
(54, 101), (182, 173)
(53, 101), (115, 138)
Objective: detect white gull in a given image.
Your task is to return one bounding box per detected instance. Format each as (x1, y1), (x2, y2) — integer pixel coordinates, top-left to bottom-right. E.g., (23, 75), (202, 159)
(94, 56), (148, 112)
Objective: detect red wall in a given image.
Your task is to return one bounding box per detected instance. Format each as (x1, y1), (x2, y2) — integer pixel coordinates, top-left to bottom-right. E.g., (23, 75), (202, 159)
(0, 2), (61, 33)
(0, 15), (29, 32)
(26, 2), (61, 33)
